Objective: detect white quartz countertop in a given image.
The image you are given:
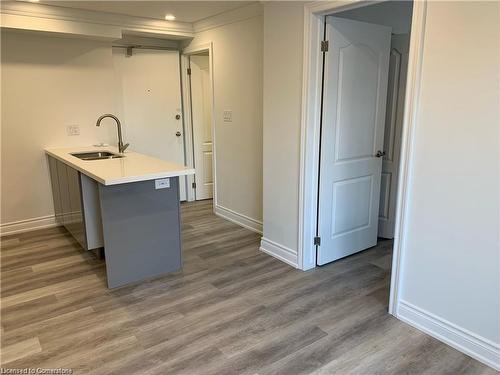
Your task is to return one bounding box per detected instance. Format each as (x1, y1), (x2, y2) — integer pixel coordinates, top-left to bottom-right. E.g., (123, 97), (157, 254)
(45, 146), (195, 186)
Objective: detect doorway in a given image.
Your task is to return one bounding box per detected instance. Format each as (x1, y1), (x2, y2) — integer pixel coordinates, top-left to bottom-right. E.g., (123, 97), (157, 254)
(317, 1), (413, 265)
(181, 43), (216, 204)
(298, 0), (426, 313)
(189, 52), (214, 201)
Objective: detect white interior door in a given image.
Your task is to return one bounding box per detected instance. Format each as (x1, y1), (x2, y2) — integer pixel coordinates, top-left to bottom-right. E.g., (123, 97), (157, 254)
(190, 54), (213, 200)
(317, 16), (391, 265)
(112, 48), (186, 201)
(378, 34), (410, 239)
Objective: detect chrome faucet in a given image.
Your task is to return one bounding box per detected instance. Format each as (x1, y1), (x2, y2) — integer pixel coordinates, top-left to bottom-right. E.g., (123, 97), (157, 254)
(96, 114), (130, 153)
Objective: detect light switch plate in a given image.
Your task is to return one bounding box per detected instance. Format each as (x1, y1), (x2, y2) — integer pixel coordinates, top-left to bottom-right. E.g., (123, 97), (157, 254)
(66, 125), (80, 136)
(155, 178), (170, 189)
(223, 110), (232, 122)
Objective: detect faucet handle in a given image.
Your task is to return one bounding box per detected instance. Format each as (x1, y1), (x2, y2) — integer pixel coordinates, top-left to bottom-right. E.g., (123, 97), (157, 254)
(121, 143), (130, 153)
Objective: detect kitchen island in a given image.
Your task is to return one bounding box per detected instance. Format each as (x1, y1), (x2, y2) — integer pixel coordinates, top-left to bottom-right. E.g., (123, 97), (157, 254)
(45, 146), (195, 288)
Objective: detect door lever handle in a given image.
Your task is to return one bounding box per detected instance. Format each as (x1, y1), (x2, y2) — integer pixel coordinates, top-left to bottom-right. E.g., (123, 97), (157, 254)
(175, 131), (182, 137)
(375, 150), (386, 158)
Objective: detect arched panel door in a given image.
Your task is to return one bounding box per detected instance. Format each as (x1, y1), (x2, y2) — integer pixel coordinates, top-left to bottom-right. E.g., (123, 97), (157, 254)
(318, 16), (391, 265)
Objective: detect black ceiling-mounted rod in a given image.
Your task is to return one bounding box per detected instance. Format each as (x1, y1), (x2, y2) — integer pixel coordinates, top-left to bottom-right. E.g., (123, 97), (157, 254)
(112, 45), (180, 57)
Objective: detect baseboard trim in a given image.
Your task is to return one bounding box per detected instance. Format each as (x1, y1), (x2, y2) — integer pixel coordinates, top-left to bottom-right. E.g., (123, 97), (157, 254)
(397, 300), (500, 371)
(214, 204), (263, 234)
(260, 237), (299, 268)
(1, 215), (60, 237)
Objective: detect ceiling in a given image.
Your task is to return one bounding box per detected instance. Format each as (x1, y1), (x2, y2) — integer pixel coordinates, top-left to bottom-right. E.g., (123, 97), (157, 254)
(42, 1), (255, 23)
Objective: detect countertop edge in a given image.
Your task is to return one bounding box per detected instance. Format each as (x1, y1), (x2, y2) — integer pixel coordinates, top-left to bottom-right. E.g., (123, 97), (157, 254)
(45, 148), (195, 186)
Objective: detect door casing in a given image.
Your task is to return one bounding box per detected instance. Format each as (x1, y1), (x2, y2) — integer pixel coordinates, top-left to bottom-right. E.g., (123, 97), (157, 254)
(181, 43), (217, 204)
(190, 54), (214, 201)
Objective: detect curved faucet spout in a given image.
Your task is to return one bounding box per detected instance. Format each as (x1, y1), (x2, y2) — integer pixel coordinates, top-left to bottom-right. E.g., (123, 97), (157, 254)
(96, 114), (129, 153)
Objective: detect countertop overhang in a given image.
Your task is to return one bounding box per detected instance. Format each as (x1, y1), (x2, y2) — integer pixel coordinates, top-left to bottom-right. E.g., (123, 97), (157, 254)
(45, 146), (195, 186)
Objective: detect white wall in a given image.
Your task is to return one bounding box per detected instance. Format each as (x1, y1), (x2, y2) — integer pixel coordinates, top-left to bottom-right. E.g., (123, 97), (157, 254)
(261, 2), (305, 264)
(398, 0), (500, 362)
(184, 10), (264, 230)
(1, 31), (117, 231)
(1, 5), (265, 235)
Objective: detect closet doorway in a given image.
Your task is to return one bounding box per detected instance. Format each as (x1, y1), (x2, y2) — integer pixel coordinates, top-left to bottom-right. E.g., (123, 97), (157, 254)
(182, 44), (216, 203)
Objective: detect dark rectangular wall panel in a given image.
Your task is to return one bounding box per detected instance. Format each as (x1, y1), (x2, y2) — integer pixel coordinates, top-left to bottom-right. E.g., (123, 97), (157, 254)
(98, 177), (182, 288)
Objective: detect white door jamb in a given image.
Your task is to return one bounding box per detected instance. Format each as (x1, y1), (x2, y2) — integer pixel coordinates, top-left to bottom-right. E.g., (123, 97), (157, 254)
(180, 53), (196, 202)
(181, 42), (217, 206)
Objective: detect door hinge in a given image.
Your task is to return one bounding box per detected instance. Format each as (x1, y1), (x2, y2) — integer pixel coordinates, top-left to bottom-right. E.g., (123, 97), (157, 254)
(192, 182), (196, 189)
(187, 68), (192, 75)
(320, 40), (329, 52)
(314, 236), (321, 246)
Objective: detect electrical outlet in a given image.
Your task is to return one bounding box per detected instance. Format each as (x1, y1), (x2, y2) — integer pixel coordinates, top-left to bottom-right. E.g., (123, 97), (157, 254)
(223, 110), (233, 123)
(66, 125), (80, 136)
(155, 178), (170, 190)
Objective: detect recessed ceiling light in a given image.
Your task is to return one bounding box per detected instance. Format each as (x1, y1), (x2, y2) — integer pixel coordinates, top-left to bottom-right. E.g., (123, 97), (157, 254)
(164, 14), (176, 21)
(27, 0), (40, 2)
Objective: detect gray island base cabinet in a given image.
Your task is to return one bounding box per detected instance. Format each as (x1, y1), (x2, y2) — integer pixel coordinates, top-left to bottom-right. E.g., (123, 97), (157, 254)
(48, 156), (103, 250)
(99, 177), (181, 288)
(47, 155), (182, 288)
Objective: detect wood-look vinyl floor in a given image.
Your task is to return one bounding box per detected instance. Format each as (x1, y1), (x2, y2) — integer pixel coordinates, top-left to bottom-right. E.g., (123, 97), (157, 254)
(1, 200), (495, 374)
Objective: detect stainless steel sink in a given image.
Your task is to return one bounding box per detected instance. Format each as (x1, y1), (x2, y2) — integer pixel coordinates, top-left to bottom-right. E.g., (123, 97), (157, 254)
(71, 151), (124, 161)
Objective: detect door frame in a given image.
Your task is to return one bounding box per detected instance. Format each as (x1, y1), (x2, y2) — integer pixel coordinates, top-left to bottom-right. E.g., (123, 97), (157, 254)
(181, 42), (217, 204)
(298, 0), (427, 316)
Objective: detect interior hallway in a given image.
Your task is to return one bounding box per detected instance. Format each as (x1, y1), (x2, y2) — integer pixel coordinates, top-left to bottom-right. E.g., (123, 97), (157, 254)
(1, 200), (494, 374)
